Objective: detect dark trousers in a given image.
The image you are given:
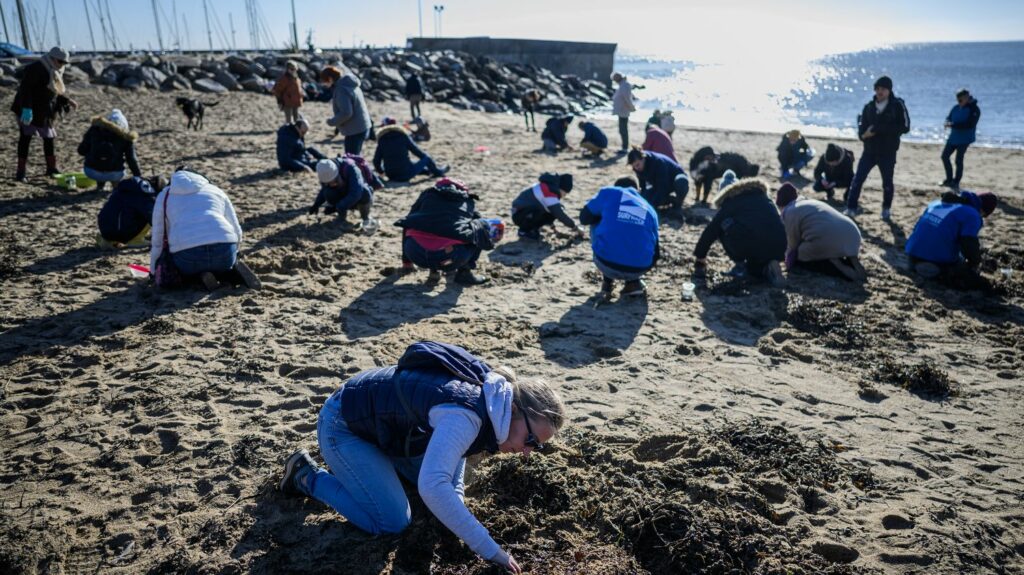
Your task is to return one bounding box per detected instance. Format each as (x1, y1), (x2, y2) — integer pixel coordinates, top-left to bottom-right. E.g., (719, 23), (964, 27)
(846, 149), (896, 210)
(618, 117), (629, 150)
(17, 133), (56, 171)
(941, 143), (969, 185)
(402, 236), (480, 272)
(344, 130), (369, 155)
(512, 208), (555, 232)
(387, 155), (442, 182)
(643, 173), (689, 209)
(523, 106), (535, 131)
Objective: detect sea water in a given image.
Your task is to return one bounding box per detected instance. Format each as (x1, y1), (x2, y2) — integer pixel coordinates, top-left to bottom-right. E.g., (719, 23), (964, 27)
(614, 41), (1024, 149)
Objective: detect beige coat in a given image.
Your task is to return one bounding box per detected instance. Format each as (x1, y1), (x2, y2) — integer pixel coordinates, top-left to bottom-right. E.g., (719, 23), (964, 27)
(782, 198), (861, 261)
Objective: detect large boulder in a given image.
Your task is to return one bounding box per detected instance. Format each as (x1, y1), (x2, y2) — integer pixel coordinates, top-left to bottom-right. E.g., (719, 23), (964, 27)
(376, 66), (405, 87)
(160, 73), (191, 92)
(0, 76), (18, 88)
(96, 70), (120, 86)
(74, 59), (105, 78)
(238, 75), (267, 93)
(135, 66), (168, 89)
(213, 69), (241, 91)
(165, 55), (201, 70)
(120, 76), (143, 90)
(200, 59), (227, 73)
(227, 56), (254, 76)
(62, 65), (90, 84)
(192, 78), (228, 93)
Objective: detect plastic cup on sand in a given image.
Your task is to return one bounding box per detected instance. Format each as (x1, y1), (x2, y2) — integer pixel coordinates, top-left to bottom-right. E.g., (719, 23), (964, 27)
(128, 264), (150, 279)
(681, 281), (696, 301)
(1001, 268), (1013, 279)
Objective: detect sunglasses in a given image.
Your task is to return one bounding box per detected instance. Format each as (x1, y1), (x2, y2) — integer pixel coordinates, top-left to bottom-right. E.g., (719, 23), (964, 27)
(516, 401), (545, 452)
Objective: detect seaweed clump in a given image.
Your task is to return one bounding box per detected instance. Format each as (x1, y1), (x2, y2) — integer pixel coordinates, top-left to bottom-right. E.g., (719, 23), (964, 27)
(785, 295), (864, 349)
(869, 356), (959, 399)
(0, 230), (21, 280)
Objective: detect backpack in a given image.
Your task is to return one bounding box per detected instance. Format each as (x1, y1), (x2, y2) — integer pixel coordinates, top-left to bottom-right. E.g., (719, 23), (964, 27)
(342, 153), (383, 190)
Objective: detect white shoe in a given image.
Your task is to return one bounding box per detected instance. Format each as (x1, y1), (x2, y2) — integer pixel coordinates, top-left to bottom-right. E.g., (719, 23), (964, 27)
(361, 218), (379, 235)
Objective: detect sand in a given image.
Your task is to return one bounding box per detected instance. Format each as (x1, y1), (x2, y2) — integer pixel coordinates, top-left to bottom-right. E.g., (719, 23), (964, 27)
(1, 84), (1023, 574)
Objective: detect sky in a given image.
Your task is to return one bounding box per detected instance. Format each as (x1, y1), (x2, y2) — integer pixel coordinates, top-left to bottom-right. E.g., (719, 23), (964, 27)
(4, 0), (1023, 61)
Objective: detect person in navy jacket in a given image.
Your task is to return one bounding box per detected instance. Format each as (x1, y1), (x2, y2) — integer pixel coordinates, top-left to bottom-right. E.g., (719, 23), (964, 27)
(96, 175), (163, 248)
(372, 118), (449, 182)
(311, 157), (379, 234)
(579, 177), (659, 299)
(276, 117), (325, 173)
(577, 120), (608, 155)
(941, 89), (981, 190)
(628, 147), (689, 219)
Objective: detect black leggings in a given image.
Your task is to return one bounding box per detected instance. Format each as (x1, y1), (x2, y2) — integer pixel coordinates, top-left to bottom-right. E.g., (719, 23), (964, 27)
(17, 133), (55, 158)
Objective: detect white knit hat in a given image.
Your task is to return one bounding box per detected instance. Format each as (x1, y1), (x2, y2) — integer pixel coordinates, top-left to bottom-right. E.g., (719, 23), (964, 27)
(316, 159), (339, 184)
(107, 109), (129, 132)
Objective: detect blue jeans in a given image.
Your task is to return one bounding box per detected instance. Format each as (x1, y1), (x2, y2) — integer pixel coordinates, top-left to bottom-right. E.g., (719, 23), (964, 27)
(594, 256), (647, 281)
(941, 142), (969, 184)
(643, 173), (689, 209)
(845, 148), (896, 210)
(311, 392), (465, 534)
(344, 130), (369, 155)
(171, 242), (237, 276)
(402, 236), (480, 272)
(84, 166), (125, 183)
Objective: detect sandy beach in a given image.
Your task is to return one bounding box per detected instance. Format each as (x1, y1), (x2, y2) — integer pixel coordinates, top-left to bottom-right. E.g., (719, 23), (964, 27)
(1, 84), (1023, 574)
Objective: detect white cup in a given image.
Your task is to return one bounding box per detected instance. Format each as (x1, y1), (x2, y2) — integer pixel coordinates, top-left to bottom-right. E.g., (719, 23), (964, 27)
(681, 281), (696, 300)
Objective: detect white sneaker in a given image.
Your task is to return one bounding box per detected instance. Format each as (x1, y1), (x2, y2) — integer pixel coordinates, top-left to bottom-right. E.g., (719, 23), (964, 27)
(880, 208), (891, 221)
(361, 218), (379, 235)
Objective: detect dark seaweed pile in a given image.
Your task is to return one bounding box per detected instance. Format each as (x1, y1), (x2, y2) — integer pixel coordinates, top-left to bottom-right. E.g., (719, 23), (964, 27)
(869, 356), (959, 399)
(785, 295), (865, 349)
(0, 229), (21, 280)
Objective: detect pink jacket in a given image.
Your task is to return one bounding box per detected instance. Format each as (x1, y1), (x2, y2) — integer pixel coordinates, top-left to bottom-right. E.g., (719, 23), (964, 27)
(642, 126), (677, 163)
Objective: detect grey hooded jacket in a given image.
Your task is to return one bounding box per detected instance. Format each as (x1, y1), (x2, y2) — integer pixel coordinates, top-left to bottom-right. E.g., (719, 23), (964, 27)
(328, 74), (371, 137)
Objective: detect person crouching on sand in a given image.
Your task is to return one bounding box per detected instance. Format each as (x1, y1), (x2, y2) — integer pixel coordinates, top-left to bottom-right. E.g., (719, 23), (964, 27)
(692, 178), (787, 287)
(775, 183), (866, 282)
(777, 129), (815, 180)
(150, 168), (261, 291)
(96, 175), (165, 249)
(77, 108), (141, 191)
(812, 143), (855, 201)
(580, 176), (659, 300)
(628, 147), (689, 220)
(577, 120), (608, 156)
(541, 115), (573, 153)
(310, 157), (379, 234)
(372, 117), (449, 182)
(395, 178), (499, 286)
(905, 189), (997, 289)
(276, 117), (325, 173)
(280, 341), (565, 575)
(511, 172), (583, 241)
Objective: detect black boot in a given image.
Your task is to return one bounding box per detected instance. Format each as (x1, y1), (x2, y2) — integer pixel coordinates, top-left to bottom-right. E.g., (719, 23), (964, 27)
(454, 268), (489, 286)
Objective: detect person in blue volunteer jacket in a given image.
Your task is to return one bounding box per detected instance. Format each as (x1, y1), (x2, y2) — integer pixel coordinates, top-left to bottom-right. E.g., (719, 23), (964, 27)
(372, 117), (449, 182)
(579, 177), (660, 298)
(275, 117), (326, 172)
(905, 190), (998, 286)
(941, 89), (981, 190)
(844, 75), (911, 221)
(541, 115), (573, 153)
(311, 157), (379, 234)
(627, 147), (689, 219)
(96, 175), (163, 248)
(279, 341), (566, 575)
(510, 172), (582, 240)
(577, 120), (608, 155)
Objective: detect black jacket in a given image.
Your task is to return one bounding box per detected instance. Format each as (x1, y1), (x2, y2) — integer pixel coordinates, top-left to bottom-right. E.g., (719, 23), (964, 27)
(405, 75), (423, 97)
(395, 184), (495, 250)
(694, 179), (786, 264)
(10, 60), (70, 128)
(77, 116), (142, 175)
(97, 177), (156, 242)
(541, 116), (571, 148)
(372, 125), (428, 182)
(776, 135), (811, 168)
(858, 96), (910, 156)
(813, 144), (855, 188)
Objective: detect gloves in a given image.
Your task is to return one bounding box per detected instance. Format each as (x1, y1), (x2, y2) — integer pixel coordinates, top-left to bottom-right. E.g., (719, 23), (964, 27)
(20, 108), (32, 125)
(308, 205), (319, 215)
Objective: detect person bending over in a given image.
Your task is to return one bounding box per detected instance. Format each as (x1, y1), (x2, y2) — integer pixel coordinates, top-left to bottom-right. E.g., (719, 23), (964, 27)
(511, 172), (583, 241)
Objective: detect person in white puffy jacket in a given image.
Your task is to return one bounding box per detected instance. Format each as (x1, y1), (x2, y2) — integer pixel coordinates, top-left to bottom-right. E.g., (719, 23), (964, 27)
(149, 168), (260, 290)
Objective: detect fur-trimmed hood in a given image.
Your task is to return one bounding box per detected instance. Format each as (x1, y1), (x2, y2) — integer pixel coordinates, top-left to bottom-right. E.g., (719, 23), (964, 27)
(711, 178), (768, 208)
(377, 124), (409, 138)
(91, 115), (138, 141)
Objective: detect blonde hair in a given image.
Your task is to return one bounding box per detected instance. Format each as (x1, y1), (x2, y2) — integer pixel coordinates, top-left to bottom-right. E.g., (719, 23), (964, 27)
(492, 366), (566, 431)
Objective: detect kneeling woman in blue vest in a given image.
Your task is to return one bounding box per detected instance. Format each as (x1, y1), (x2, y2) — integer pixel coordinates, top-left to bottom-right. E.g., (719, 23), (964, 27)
(279, 341), (566, 574)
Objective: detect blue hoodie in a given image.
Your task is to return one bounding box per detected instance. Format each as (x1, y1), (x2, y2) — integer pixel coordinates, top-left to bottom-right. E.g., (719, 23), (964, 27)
(946, 97), (980, 146)
(905, 191), (983, 264)
(580, 186), (659, 270)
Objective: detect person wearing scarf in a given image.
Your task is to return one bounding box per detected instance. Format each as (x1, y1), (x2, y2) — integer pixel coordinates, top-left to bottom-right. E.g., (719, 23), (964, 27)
(11, 46), (78, 182)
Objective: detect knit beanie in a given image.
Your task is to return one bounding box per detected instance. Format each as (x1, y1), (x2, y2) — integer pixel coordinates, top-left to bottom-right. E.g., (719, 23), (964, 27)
(825, 144), (841, 162)
(47, 46), (70, 62)
(107, 109), (129, 132)
(718, 169), (737, 191)
(978, 192), (998, 217)
(775, 182), (799, 208)
(559, 174), (574, 193)
(874, 76), (893, 90)
(316, 159), (339, 184)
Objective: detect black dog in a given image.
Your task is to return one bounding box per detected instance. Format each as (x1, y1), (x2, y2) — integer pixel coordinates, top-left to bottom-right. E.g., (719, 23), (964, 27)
(175, 97), (219, 130)
(688, 146), (760, 203)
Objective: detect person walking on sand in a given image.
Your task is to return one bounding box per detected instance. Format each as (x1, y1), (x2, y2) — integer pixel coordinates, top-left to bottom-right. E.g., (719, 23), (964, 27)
(279, 340), (566, 575)
(321, 66), (372, 155)
(272, 61), (304, 124)
(774, 182), (866, 282)
(905, 189), (998, 289)
(77, 108), (142, 191)
(511, 172), (583, 241)
(940, 89), (981, 191)
(611, 72), (636, 153)
(150, 168), (261, 291)
(692, 178), (787, 287)
(627, 147), (689, 220)
(777, 130), (815, 180)
(521, 90), (542, 132)
(580, 177), (659, 299)
(395, 178), (498, 286)
(310, 157), (379, 234)
(812, 143), (855, 201)
(372, 117), (449, 182)
(577, 120), (608, 156)
(11, 46), (77, 182)
(844, 75), (911, 221)
(96, 175), (165, 249)
(276, 117), (326, 173)
(405, 72), (425, 120)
